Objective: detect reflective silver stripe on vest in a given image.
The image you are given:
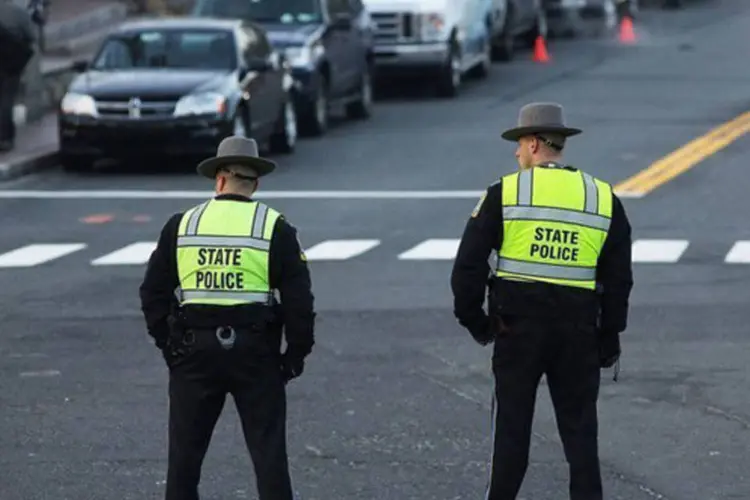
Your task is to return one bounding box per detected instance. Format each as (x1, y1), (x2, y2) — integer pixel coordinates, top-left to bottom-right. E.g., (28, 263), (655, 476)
(502, 206), (610, 231)
(186, 201), (209, 235)
(517, 169), (532, 205)
(176, 235), (270, 250)
(252, 203), (268, 238)
(180, 290), (274, 303)
(497, 258), (596, 281)
(581, 172), (598, 214)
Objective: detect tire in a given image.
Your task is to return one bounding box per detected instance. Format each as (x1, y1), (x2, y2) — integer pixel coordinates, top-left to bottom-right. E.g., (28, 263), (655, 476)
(298, 74), (329, 137)
(345, 64), (373, 120)
(269, 96), (297, 155)
(60, 154), (95, 173)
(435, 43), (461, 98)
(491, 9), (514, 62)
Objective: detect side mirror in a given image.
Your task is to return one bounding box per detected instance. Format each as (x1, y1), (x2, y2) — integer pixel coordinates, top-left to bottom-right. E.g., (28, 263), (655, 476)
(71, 59), (88, 72)
(331, 13), (352, 30)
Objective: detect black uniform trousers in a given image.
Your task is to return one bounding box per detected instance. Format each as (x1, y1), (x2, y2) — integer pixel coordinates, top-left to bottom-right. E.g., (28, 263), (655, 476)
(0, 72), (21, 147)
(485, 315), (602, 500)
(165, 328), (293, 500)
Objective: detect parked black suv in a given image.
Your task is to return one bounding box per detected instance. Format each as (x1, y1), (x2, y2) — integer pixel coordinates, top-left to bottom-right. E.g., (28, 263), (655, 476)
(192, 0), (375, 137)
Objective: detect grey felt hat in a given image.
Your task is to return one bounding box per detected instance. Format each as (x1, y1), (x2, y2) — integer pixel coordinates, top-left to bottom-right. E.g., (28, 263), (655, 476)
(197, 136), (276, 179)
(501, 102), (582, 142)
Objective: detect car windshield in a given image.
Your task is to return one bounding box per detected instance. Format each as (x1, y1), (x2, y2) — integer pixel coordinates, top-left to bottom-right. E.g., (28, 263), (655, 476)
(192, 0), (321, 24)
(91, 29), (237, 71)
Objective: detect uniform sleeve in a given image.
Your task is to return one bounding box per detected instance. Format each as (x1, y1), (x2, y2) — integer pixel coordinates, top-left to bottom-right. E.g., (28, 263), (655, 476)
(139, 213), (181, 347)
(450, 181), (504, 335)
(596, 194), (634, 334)
(269, 217), (316, 360)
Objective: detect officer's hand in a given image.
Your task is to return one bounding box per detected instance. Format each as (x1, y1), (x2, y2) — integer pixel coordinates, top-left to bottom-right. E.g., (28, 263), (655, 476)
(599, 331), (621, 368)
(469, 316), (495, 346)
(281, 353), (304, 383)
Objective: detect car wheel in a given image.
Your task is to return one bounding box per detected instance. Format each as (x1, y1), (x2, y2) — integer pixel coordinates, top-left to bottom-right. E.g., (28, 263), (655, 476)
(61, 154), (95, 173)
(345, 64), (373, 120)
(298, 75), (329, 137)
(269, 97), (297, 155)
(436, 44), (461, 98)
(491, 9), (514, 62)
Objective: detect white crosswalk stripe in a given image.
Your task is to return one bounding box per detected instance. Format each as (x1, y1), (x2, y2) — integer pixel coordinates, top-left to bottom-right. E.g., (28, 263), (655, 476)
(91, 242), (157, 266)
(724, 241), (750, 263)
(631, 239), (689, 263)
(1, 238), (749, 268)
(398, 239), (460, 260)
(0, 243), (87, 268)
(303, 239), (381, 261)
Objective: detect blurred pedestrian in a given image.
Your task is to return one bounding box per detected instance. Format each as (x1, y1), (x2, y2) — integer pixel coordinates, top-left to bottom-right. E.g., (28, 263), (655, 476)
(139, 136), (316, 500)
(27, 0), (49, 51)
(450, 102), (633, 500)
(0, 0), (36, 152)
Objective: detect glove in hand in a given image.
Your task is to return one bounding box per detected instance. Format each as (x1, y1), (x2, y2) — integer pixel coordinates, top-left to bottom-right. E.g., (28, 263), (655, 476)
(599, 331), (621, 368)
(470, 315), (495, 346)
(281, 352), (305, 383)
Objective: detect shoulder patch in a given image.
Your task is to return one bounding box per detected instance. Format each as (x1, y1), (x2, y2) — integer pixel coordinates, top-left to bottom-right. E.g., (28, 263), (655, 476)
(471, 190), (488, 218)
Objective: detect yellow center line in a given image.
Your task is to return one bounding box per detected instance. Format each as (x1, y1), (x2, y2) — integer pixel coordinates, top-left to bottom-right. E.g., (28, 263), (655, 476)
(613, 110), (750, 197)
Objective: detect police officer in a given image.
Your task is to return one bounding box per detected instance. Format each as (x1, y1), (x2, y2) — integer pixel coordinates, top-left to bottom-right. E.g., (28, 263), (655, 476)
(139, 136), (315, 500)
(450, 102), (633, 500)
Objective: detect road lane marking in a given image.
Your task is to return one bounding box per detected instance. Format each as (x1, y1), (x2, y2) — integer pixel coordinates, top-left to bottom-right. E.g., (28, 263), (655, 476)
(724, 241), (750, 263)
(0, 243), (86, 267)
(91, 242), (157, 266)
(631, 239), (689, 263)
(0, 189), (642, 199)
(615, 110), (750, 197)
(3, 238), (750, 266)
(398, 239), (460, 260)
(304, 239), (381, 260)
(80, 213), (114, 224)
(19, 370), (61, 378)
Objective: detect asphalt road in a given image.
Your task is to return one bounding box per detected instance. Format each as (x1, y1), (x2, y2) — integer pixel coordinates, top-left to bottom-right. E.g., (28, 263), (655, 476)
(2, 2), (750, 498)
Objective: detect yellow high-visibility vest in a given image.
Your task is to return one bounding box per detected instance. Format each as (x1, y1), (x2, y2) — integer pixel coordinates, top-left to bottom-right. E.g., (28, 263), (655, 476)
(495, 164), (613, 290)
(175, 198), (281, 306)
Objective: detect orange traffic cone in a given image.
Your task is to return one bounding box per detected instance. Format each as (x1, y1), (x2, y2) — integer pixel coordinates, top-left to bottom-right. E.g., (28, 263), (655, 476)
(532, 36), (549, 63)
(619, 16), (636, 44)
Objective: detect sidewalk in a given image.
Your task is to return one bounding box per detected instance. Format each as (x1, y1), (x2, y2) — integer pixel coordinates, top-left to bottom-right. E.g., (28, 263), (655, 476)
(0, 114), (58, 181)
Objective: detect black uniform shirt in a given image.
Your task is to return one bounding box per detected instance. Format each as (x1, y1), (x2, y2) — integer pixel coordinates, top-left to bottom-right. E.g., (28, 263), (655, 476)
(450, 174), (634, 337)
(139, 194), (315, 358)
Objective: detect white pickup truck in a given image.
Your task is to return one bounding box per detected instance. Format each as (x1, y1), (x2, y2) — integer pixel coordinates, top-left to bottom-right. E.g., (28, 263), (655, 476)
(363, 0), (495, 97)
(363, 0), (547, 96)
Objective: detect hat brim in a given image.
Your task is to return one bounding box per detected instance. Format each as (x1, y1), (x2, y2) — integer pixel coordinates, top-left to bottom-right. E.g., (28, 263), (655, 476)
(501, 125), (582, 142)
(196, 155), (276, 179)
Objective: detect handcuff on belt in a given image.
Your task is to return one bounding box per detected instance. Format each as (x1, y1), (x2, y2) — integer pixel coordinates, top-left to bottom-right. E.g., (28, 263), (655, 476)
(215, 326), (237, 350)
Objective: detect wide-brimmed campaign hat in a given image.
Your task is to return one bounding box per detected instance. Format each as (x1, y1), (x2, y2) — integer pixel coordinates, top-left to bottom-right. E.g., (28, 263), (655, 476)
(501, 102), (582, 142)
(197, 136), (276, 179)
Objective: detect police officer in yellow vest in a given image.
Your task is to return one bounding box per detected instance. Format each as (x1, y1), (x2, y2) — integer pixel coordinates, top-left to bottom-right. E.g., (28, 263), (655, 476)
(450, 103), (633, 500)
(139, 136), (315, 500)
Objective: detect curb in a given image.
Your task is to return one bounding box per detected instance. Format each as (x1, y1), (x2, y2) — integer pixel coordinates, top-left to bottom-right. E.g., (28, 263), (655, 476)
(0, 150), (59, 181)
